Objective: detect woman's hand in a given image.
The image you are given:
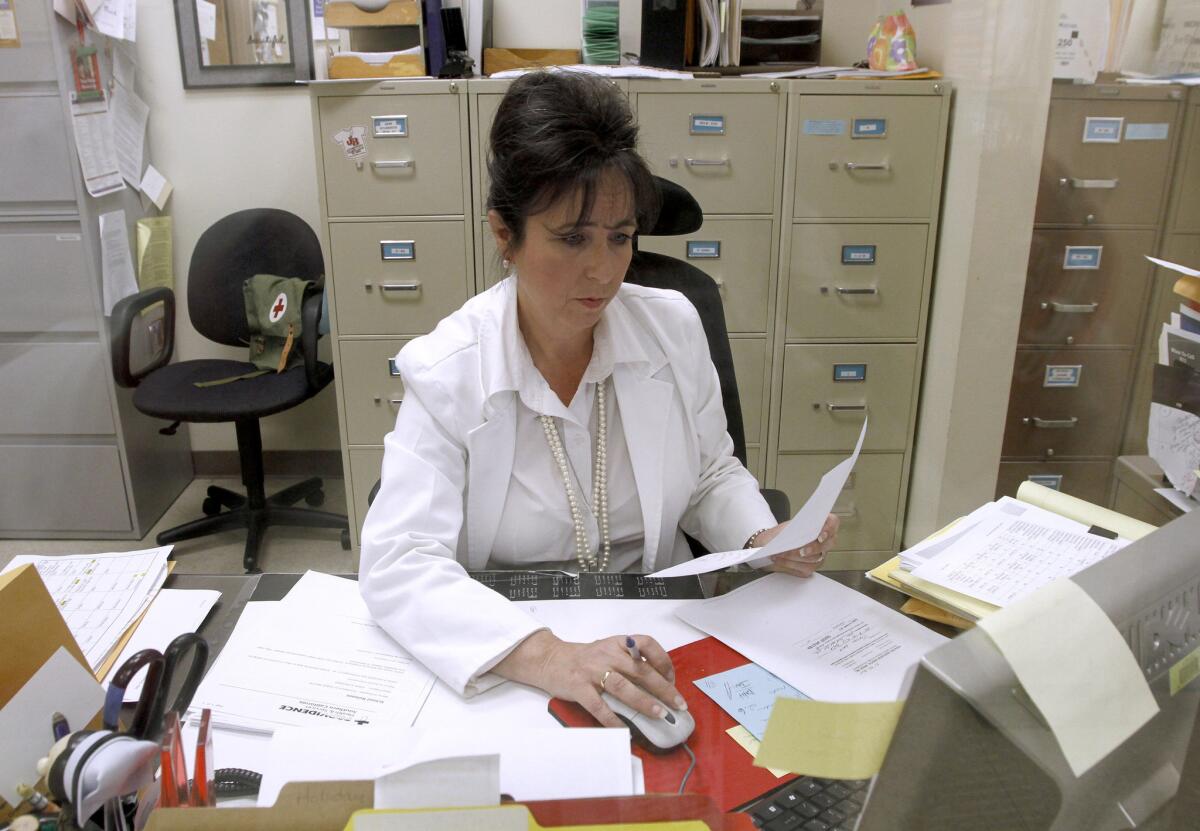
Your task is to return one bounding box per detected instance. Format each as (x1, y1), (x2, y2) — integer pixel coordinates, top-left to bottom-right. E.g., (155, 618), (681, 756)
(755, 513), (840, 578)
(494, 630), (687, 728)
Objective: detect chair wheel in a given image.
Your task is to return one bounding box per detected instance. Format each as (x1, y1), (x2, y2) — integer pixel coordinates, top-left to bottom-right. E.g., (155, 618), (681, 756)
(201, 497), (222, 516)
(341, 529), (352, 550)
(305, 489), (325, 507)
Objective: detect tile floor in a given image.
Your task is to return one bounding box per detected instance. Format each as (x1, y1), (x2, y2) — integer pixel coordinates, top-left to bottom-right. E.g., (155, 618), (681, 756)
(0, 477), (358, 574)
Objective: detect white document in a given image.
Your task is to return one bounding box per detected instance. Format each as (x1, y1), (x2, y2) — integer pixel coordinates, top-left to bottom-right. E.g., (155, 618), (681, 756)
(1154, 0), (1200, 75)
(1155, 487), (1197, 513)
(99, 210), (140, 316)
(910, 516), (1127, 608)
(978, 578), (1159, 777)
(109, 84), (149, 189)
(195, 0), (217, 41)
(651, 419), (867, 578)
(71, 99), (125, 198)
(92, 0), (136, 41)
(513, 598), (706, 653)
(103, 589), (219, 701)
(376, 755), (499, 810)
(676, 573), (946, 702)
(1054, 1), (1109, 84)
(1147, 254), (1200, 278)
(1149, 401), (1200, 497)
(2, 547), (171, 671)
(139, 164), (173, 210)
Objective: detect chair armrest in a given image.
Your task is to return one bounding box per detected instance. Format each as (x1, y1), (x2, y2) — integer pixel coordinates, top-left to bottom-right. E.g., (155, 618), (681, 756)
(301, 278), (325, 389)
(760, 488), (791, 525)
(110, 287), (175, 388)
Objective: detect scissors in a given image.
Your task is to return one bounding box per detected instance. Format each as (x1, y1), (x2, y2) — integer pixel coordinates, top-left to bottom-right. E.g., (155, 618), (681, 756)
(104, 632), (209, 740)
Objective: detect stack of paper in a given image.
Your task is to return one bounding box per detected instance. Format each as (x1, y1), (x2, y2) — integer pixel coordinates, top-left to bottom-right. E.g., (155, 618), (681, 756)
(1, 547), (171, 673)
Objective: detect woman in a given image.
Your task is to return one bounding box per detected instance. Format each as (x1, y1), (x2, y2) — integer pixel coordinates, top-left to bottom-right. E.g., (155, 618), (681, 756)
(360, 70), (838, 728)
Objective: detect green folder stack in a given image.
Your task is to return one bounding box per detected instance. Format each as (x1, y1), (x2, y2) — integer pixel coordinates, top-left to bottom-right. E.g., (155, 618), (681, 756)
(582, 1), (620, 65)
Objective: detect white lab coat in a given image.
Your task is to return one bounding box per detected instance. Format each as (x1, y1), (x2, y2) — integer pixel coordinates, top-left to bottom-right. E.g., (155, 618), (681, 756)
(359, 279), (776, 695)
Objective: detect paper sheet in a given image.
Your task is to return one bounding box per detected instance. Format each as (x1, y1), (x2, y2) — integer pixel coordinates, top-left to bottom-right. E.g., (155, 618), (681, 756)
(1155, 487), (1197, 513)
(651, 419), (867, 577)
(92, 0), (136, 41)
(725, 726), (787, 777)
(99, 209), (139, 315)
(754, 699), (904, 780)
(71, 99), (124, 198)
(196, 0), (216, 41)
(976, 578), (1159, 777)
(513, 598), (707, 653)
(676, 573), (946, 702)
(110, 83), (148, 189)
(376, 755), (499, 810)
(139, 165), (173, 210)
(136, 215), (173, 291)
(103, 589), (219, 701)
(1147, 255), (1200, 278)
(693, 663), (807, 741)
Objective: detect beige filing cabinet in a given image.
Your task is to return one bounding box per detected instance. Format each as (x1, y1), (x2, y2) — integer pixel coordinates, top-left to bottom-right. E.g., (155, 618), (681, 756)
(1109, 455), (1185, 527)
(998, 83), (1185, 504)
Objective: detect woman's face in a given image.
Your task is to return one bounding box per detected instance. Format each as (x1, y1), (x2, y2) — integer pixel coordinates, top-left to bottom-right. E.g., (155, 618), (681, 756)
(490, 170), (637, 344)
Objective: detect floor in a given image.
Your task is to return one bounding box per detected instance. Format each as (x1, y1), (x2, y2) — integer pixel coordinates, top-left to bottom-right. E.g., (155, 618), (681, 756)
(0, 477), (359, 574)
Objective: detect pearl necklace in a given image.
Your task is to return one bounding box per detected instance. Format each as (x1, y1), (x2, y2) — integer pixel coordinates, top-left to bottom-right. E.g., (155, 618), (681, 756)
(538, 376), (610, 572)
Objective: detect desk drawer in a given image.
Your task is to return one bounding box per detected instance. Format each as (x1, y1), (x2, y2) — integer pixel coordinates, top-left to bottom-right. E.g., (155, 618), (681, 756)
(0, 343), (115, 435)
(731, 337), (767, 446)
(329, 220), (470, 335)
(774, 452), (903, 552)
(339, 339), (411, 445)
(319, 94), (465, 217)
(1003, 348), (1132, 458)
(0, 228), (94, 333)
(637, 218), (773, 333)
(639, 92), (783, 215)
(349, 447), (386, 541)
(791, 95), (942, 220)
(995, 460), (1112, 505)
(0, 96), (75, 204)
(779, 343), (917, 452)
(1020, 229), (1154, 347)
(786, 223), (928, 340)
(0, 444), (130, 533)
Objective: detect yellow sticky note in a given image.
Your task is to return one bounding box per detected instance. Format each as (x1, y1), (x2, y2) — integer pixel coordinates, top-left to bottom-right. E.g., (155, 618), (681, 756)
(136, 216), (173, 292)
(725, 725), (788, 778)
(1170, 645), (1200, 696)
(753, 699), (904, 780)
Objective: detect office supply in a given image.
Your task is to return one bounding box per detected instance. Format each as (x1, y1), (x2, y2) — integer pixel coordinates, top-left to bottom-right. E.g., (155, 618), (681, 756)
(723, 726), (785, 777)
(599, 692), (694, 752)
(99, 208), (140, 315)
(676, 573), (945, 702)
(693, 663), (805, 741)
(109, 82), (147, 190)
(738, 774), (869, 830)
(192, 708), (216, 807)
(481, 48), (580, 75)
(581, 1), (619, 66)
(477, 571), (705, 600)
(754, 699), (903, 780)
(486, 64), (694, 79)
(625, 636), (643, 662)
(103, 589), (218, 702)
(2, 547), (171, 672)
(139, 166), (172, 211)
(70, 98), (124, 197)
(328, 48), (426, 79)
(106, 632), (208, 741)
(375, 755), (499, 810)
(160, 712), (189, 808)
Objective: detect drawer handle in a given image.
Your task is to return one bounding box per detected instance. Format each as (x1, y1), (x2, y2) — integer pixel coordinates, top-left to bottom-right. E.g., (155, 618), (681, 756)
(834, 286), (879, 296)
(826, 403), (868, 412)
(845, 161), (890, 172)
(832, 506), (858, 520)
(1041, 301), (1098, 314)
(374, 396), (404, 406)
(685, 157), (730, 167)
(380, 281), (421, 292)
(1059, 177), (1118, 189)
(372, 159), (416, 169)
(1024, 416), (1078, 429)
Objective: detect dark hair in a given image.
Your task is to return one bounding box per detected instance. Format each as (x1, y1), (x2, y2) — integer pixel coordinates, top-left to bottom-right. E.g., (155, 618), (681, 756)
(487, 71), (660, 254)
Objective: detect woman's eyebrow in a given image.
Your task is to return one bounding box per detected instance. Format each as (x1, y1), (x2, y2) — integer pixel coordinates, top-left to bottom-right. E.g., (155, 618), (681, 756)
(546, 216), (637, 233)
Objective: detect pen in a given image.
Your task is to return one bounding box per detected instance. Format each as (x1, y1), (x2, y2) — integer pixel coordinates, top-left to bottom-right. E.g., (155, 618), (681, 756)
(51, 712), (70, 741)
(625, 636), (643, 662)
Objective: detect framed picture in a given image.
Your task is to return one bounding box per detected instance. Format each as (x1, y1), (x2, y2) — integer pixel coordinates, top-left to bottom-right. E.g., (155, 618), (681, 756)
(174, 0), (313, 88)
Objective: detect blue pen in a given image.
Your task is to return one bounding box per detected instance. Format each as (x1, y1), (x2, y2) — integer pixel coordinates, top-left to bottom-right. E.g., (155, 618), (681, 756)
(51, 712), (70, 741)
(625, 636), (643, 662)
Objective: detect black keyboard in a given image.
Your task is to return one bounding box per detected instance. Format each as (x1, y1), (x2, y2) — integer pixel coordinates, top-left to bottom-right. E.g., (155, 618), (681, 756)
(738, 775), (871, 831)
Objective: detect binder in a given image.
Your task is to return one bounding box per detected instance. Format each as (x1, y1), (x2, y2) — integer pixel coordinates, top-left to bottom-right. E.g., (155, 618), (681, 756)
(549, 637), (796, 811)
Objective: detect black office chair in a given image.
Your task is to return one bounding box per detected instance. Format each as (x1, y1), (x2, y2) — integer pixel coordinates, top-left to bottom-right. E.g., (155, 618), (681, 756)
(111, 208), (349, 573)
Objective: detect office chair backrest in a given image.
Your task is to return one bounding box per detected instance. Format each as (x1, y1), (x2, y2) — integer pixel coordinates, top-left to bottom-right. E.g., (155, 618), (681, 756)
(627, 178), (748, 465)
(187, 208), (324, 348)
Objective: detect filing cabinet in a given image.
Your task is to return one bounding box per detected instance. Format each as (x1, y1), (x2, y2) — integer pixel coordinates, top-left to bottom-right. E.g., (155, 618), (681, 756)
(337, 339), (411, 445)
(996, 461), (1113, 508)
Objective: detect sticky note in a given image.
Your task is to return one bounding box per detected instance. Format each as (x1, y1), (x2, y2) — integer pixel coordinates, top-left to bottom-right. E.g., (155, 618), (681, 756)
(725, 726), (787, 778)
(753, 699), (904, 780)
(977, 578), (1158, 777)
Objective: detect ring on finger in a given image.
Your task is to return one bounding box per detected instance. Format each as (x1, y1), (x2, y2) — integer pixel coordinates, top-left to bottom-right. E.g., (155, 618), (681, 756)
(599, 669), (612, 692)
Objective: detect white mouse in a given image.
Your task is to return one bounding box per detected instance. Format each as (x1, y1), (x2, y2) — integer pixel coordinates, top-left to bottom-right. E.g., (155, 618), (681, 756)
(601, 691), (695, 752)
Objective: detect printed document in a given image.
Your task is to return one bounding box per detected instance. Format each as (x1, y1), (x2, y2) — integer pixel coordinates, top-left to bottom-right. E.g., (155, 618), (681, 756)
(99, 209), (139, 315)
(103, 588), (219, 701)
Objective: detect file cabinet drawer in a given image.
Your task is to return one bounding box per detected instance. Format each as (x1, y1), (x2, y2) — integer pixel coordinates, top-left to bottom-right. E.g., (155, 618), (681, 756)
(774, 452), (903, 552)
(785, 223), (928, 340)
(637, 218), (773, 332)
(779, 344), (917, 452)
(0, 343), (115, 435)
(639, 92), (782, 215)
(1171, 102), (1200, 233)
(0, 229), (94, 333)
(1020, 229), (1154, 347)
(473, 93), (504, 218)
(329, 220), (470, 335)
(318, 94), (465, 217)
(0, 444), (131, 533)
(731, 337), (767, 446)
(349, 447), (386, 540)
(995, 460), (1112, 505)
(0, 96), (75, 204)
(1035, 99), (1178, 226)
(1003, 348), (1132, 458)
(792, 95), (942, 220)
(339, 339), (412, 445)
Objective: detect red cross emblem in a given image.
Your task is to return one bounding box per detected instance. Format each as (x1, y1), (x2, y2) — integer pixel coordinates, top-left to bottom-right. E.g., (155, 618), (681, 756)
(268, 292), (288, 323)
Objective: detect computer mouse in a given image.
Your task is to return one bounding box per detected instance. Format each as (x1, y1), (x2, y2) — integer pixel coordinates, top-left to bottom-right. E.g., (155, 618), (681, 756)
(601, 691), (695, 752)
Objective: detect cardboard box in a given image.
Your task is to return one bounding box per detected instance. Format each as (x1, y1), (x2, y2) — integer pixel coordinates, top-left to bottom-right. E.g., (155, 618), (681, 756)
(324, 0), (420, 28)
(329, 51), (426, 79)
(483, 48), (581, 76)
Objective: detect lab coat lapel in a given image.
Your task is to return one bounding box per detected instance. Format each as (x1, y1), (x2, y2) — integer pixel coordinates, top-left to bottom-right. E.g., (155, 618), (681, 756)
(465, 396), (516, 569)
(614, 364), (672, 572)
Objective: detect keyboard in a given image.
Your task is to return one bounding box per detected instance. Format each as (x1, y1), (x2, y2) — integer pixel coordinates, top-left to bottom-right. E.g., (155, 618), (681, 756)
(738, 775), (871, 831)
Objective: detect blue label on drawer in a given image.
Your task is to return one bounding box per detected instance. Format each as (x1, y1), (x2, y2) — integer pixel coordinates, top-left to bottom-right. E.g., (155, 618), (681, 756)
(380, 240), (415, 260)
(1027, 474), (1063, 490)
(372, 115), (408, 137)
(686, 240), (721, 259)
(388, 359), (401, 376)
(1043, 365), (1082, 387)
(841, 245), (877, 265)
(1063, 245), (1102, 270)
(1083, 116), (1123, 143)
(833, 363), (867, 382)
(852, 118), (887, 139)
(804, 119), (846, 136)
(1125, 122), (1169, 141)
(690, 114), (726, 135)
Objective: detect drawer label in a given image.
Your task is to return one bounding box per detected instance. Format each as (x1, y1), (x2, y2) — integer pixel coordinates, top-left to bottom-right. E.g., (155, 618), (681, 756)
(686, 240), (721, 258)
(1125, 122), (1170, 141)
(841, 245), (877, 265)
(833, 363), (867, 382)
(372, 115), (409, 137)
(803, 119), (846, 136)
(852, 118), (887, 139)
(332, 125), (368, 161)
(1044, 364), (1082, 387)
(1062, 245), (1102, 270)
(1027, 474), (1063, 490)
(690, 114), (726, 135)
(1083, 116), (1123, 143)
(388, 359), (401, 376)
(380, 240), (415, 260)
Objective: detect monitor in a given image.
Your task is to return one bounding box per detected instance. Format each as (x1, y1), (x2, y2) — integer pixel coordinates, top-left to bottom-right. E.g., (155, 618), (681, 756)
(857, 509), (1200, 831)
